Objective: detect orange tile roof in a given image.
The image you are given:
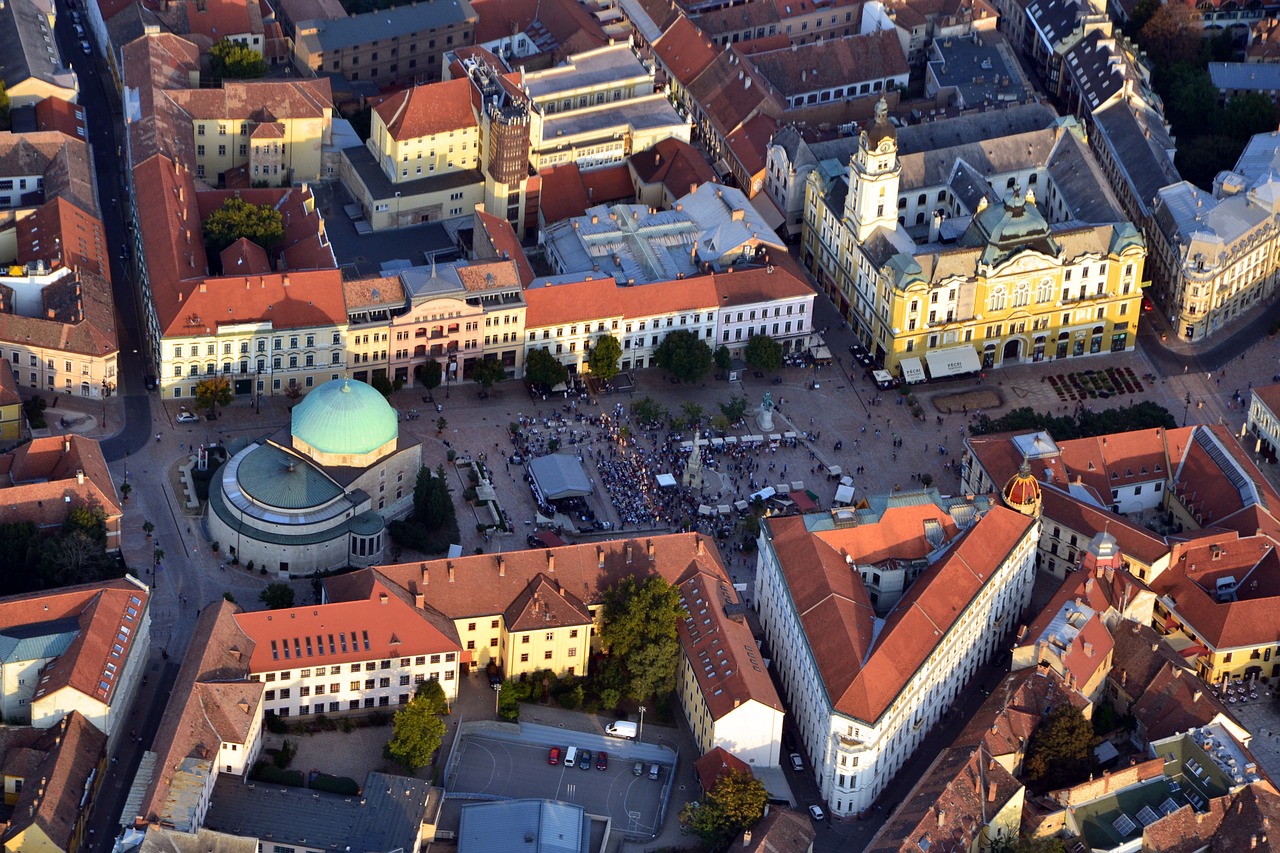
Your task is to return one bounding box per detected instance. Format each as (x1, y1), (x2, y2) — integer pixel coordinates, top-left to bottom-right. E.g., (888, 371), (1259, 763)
(504, 573), (594, 631)
(2, 712), (106, 851)
(749, 31), (908, 96)
(677, 567), (782, 720)
(1131, 663), (1238, 743)
(184, 0), (262, 39)
(164, 78), (331, 122)
(121, 34), (202, 169)
(687, 51), (785, 142)
(456, 259), (524, 292)
(371, 78), (476, 141)
(725, 112), (777, 178)
(0, 435), (121, 534)
(653, 14), (719, 88)
(724, 806), (814, 852)
(343, 274), (407, 312)
(472, 209), (535, 286)
(19, 196), (112, 285)
(141, 601), (260, 827)
(768, 502), (1036, 723)
(537, 163), (594, 224)
(524, 276), (720, 328)
(470, 0), (538, 43)
(1143, 781), (1280, 853)
(219, 237), (272, 275)
(630, 138), (717, 199)
(693, 746), (751, 791)
(713, 264), (812, 305)
(953, 667), (1087, 758)
(581, 165), (635, 208)
(234, 575), (461, 672)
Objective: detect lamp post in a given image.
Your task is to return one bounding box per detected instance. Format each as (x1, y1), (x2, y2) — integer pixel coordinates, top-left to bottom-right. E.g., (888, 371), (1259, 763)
(1184, 393), (1192, 427)
(492, 681), (502, 717)
(637, 704), (646, 743)
(100, 378), (114, 428)
(256, 366), (264, 414)
(447, 353), (456, 399)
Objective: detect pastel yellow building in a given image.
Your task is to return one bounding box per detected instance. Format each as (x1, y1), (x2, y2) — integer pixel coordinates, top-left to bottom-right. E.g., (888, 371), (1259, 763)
(164, 79), (333, 185)
(802, 99), (1147, 380)
(0, 360), (20, 442)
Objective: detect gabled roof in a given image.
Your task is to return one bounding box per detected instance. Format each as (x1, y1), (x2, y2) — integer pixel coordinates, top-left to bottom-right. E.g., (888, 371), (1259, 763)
(472, 209), (535, 286)
(504, 573), (594, 632)
(693, 746), (750, 791)
(1142, 781), (1280, 853)
(371, 78), (476, 142)
(0, 435), (122, 531)
(525, 275), (720, 328)
(183, 0), (263, 40)
(0, 132), (96, 214)
(1131, 662), (1238, 743)
(630, 137), (717, 199)
(653, 14), (718, 88)
(724, 806), (814, 852)
(749, 30), (908, 96)
(33, 97), (86, 141)
(3, 712), (106, 851)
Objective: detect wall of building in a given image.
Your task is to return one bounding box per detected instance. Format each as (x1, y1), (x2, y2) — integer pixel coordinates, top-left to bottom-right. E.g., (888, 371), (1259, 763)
(253, 652), (461, 718)
(161, 324), (347, 400)
(192, 116), (328, 185)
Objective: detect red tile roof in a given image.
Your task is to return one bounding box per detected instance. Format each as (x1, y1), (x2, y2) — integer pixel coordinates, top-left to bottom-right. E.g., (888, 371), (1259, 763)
(725, 806), (814, 852)
(164, 78), (331, 122)
(748, 30), (908, 96)
(1143, 781), (1280, 853)
(18, 196), (112, 285)
(472, 208), (535, 286)
(3, 712), (106, 851)
(525, 275), (720, 328)
(687, 51), (785, 143)
(581, 165), (635, 208)
(1131, 663), (1238, 743)
(0, 435), (122, 536)
(713, 265), (813, 305)
(220, 237), (272, 275)
(769, 502), (1036, 723)
(538, 163), (594, 224)
(693, 746), (751, 791)
(503, 573), (594, 631)
(726, 112), (777, 180)
(653, 14), (719, 88)
(371, 78), (476, 141)
(629, 138), (717, 199)
(141, 601), (260, 828)
(33, 97), (87, 141)
(184, 0), (263, 40)
(235, 575), (461, 673)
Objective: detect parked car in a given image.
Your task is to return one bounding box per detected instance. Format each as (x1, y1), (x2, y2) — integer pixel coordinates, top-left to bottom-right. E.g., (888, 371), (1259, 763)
(633, 762), (644, 777)
(176, 411), (200, 424)
(789, 753), (804, 772)
(547, 747), (561, 765)
(579, 750), (592, 771)
(79, 40), (90, 54)
(596, 751), (607, 771)
(808, 804), (825, 821)
(648, 763), (660, 780)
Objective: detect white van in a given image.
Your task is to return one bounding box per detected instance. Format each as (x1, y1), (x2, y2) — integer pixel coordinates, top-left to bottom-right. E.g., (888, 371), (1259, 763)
(605, 721), (638, 739)
(564, 746), (578, 768)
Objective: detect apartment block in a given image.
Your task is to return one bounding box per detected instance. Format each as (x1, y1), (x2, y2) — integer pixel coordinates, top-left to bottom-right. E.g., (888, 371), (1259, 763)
(754, 493), (1038, 817)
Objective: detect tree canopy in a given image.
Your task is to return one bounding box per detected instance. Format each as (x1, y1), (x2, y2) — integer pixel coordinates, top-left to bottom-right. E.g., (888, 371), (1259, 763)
(210, 39), (268, 79)
(718, 395), (748, 425)
(390, 465), (460, 554)
(1024, 705), (1094, 792)
(970, 402), (1175, 440)
(524, 347), (568, 389)
(632, 396), (667, 427)
(203, 197), (284, 259)
(418, 359), (442, 391)
(654, 330), (714, 383)
(385, 690), (447, 770)
(587, 335), (623, 382)
(259, 582), (295, 610)
(193, 375), (233, 416)
(743, 335), (783, 372)
(470, 358), (507, 390)
(679, 770), (768, 848)
(599, 574), (683, 701)
(714, 345), (732, 372)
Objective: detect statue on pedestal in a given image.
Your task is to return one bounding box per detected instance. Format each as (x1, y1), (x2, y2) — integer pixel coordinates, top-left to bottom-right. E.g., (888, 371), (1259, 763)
(757, 391), (775, 431)
(683, 432), (704, 491)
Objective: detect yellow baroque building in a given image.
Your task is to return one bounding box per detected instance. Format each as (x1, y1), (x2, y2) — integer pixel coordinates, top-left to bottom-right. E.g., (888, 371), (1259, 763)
(802, 100), (1147, 380)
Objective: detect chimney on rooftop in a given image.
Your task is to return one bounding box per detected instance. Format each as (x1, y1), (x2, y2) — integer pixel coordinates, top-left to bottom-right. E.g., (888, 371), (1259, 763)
(76, 470), (84, 485)
(696, 538), (705, 556)
(597, 546), (605, 568)
(546, 552), (554, 572)
(498, 555), (505, 577)
(62, 438), (70, 453)
(626, 544), (633, 563)
(937, 808), (946, 827)
(987, 781), (998, 802)
(415, 592), (424, 608)
(448, 562), (455, 583)
(648, 540), (655, 559)
(421, 563), (428, 585)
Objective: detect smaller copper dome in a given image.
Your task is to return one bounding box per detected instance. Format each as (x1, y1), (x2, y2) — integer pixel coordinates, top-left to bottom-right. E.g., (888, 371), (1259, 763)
(1003, 457), (1041, 516)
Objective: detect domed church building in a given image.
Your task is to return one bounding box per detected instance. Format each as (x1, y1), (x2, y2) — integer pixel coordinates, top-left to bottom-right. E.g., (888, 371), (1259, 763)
(207, 379), (421, 576)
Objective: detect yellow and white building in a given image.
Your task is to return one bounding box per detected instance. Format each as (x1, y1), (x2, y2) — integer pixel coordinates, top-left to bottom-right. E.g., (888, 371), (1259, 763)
(802, 99), (1147, 379)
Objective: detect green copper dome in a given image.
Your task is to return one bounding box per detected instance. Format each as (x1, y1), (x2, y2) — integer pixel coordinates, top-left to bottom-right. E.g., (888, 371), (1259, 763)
(292, 378), (398, 459)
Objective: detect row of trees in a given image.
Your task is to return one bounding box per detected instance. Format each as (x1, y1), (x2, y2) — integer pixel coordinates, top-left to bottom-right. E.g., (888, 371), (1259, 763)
(0, 507), (118, 596)
(969, 401), (1176, 440)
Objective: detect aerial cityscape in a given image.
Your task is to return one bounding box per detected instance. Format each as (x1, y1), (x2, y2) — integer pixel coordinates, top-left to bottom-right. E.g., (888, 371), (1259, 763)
(0, 0), (1277, 850)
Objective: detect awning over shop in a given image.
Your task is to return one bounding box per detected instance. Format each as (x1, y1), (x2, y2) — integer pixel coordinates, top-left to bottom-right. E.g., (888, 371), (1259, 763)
(527, 453), (593, 500)
(656, 473), (677, 488)
(811, 346), (833, 364)
(872, 369), (893, 385)
(925, 345), (981, 379)
(901, 357), (926, 384)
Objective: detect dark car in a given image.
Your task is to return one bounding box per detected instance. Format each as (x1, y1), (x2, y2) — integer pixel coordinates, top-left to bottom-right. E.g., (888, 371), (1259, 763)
(596, 752), (608, 771)
(579, 750), (592, 771)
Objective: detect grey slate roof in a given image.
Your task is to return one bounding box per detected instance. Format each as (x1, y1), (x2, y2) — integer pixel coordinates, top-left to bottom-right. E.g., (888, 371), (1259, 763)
(458, 799), (591, 853)
(0, 0), (76, 96)
(1044, 127), (1125, 224)
(896, 103), (1058, 155)
(1025, 0), (1085, 50)
(1209, 62), (1280, 93)
(928, 34), (1029, 109)
(295, 0), (476, 52)
(1091, 97), (1179, 219)
(1062, 29), (1124, 112)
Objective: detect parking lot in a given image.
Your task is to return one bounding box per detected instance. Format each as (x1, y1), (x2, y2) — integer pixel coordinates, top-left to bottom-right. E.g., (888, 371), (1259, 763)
(446, 725), (675, 839)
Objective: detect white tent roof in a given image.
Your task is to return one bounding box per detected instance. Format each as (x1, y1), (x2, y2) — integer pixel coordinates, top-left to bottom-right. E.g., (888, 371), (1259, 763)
(528, 453), (594, 500)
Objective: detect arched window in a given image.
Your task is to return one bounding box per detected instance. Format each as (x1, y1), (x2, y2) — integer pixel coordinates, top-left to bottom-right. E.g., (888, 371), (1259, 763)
(1036, 278), (1052, 303)
(1013, 283), (1030, 308)
(988, 285), (1007, 312)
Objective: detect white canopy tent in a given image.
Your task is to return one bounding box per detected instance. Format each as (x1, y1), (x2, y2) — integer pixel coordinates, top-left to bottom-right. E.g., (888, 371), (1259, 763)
(925, 346), (981, 379)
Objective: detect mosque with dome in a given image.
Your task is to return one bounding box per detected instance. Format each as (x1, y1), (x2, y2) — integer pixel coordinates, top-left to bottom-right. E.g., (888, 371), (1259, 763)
(207, 378), (422, 576)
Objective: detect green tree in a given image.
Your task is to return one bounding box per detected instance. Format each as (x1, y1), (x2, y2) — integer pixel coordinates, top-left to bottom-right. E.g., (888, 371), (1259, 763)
(679, 770), (768, 847)
(66, 505), (107, 546)
(714, 345), (732, 372)
(1024, 705), (1094, 792)
(1224, 93), (1280, 143)
(210, 38), (268, 79)
(681, 401), (705, 428)
(719, 395), (748, 425)
(587, 335), (622, 382)
(371, 374), (394, 398)
(632, 396), (667, 426)
(0, 82), (10, 129)
(743, 334), (783, 372)
(259, 582), (296, 610)
(385, 691), (447, 770)
(416, 678), (449, 715)
(40, 530), (112, 588)
(470, 358), (507, 390)
(654, 330), (714, 383)
(203, 197), (285, 259)
(193, 375), (234, 418)
(600, 574), (683, 701)
(524, 347), (568, 389)
(419, 359), (442, 391)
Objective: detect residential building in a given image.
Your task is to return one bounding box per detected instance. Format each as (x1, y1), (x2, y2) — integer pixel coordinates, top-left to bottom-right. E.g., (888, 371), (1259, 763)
(131, 155), (346, 400)
(887, 0), (999, 65)
(1211, 61), (1280, 107)
(714, 265), (816, 357)
(375, 533), (786, 767)
(290, 0), (478, 89)
(628, 137), (718, 212)
(724, 806), (815, 852)
(33, 96), (87, 140)
(924, 32), (1030, 110)
(467, 0), (610, 67)
(751, 31), (909, 112)
(1141, 780), (1280, 852)
(161, 79), (333, 185)
(183, 0), (265, 54)
(0, 360), (19, 442)
(0, 0), (78, 107)
(471, 208), (535, 286)
(135, 601), (263, 832)
(206, 378), (421, 574)
(0, 131), (96, 214)
(1088, 93), (1179, 228)
(0, 578), (151, 752)
(0, 712), (107, 853)
(1149, 132), (1280, 341)
(1247, 17), (1280, 63)
(753, 492), (1038, 816)
(342, 77), (484, 230)
(1248, 382), (1280, 463)
(0, 435), (124, 551)
(802, 99), (1144, 376)
(342, 274), (403, 386)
